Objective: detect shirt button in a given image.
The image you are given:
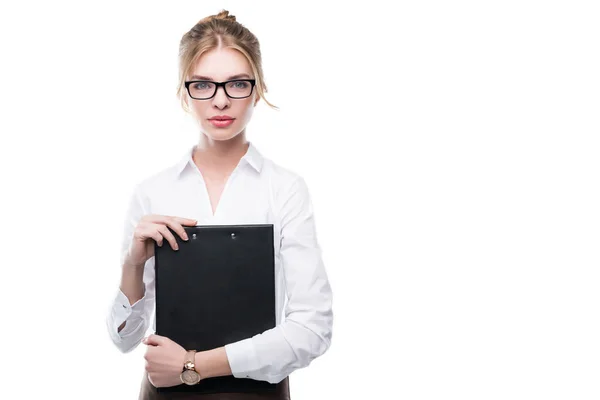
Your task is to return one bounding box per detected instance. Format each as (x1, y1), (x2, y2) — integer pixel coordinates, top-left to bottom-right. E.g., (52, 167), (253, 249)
(122, 305), (127, 308)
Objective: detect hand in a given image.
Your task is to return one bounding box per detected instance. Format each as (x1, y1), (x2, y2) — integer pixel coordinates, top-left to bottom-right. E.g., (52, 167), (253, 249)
(124, 215), (197, 269)
(142, 334), (188, 388)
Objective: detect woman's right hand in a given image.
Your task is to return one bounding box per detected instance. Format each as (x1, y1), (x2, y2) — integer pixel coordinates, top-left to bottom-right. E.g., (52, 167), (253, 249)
(123, 215), (197, 269)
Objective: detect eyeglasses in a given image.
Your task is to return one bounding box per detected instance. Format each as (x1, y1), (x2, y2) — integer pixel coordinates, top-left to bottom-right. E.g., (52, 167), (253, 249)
(184, 79), (256, 100)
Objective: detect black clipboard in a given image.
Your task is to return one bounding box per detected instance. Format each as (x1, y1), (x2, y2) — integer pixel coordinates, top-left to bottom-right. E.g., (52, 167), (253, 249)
(154, 224), (277, 394)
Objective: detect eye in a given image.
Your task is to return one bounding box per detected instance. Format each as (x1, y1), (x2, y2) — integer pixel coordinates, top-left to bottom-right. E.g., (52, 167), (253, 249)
(229, 81), (248, 89)
(193, 81), (214, 90)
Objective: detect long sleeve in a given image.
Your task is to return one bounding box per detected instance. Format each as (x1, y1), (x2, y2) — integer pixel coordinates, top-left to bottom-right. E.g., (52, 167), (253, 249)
(105, 184), (156, 353)
(224, 176), (334, 384)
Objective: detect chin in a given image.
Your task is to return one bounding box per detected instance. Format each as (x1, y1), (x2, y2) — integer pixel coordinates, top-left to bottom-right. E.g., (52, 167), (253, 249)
(204, 129), (242, 142)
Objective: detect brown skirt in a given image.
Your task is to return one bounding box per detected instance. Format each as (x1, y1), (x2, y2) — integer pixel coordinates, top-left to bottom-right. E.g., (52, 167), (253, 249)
(138, 371), (291, 400)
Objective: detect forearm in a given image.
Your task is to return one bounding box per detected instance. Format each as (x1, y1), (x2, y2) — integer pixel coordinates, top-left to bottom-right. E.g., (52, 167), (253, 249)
(117, 263), (145, 332)
(195, 347), (232, 379)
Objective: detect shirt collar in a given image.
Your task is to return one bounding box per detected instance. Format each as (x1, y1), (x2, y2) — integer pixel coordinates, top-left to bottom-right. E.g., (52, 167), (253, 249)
(173, 141), (264, 178)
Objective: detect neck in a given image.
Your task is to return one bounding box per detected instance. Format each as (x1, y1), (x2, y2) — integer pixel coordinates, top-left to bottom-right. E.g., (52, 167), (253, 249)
(192, 132), (249, 177)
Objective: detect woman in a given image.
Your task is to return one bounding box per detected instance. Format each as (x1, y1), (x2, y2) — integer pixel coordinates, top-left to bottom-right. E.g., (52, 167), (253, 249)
(105, 9), (334, 400)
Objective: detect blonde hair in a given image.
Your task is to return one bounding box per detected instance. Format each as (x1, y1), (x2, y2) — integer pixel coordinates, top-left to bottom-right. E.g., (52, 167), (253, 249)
(176, 9), (277, 113)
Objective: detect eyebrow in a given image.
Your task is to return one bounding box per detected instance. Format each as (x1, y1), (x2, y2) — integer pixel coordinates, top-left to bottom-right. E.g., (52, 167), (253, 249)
(189, 73), (252, 81)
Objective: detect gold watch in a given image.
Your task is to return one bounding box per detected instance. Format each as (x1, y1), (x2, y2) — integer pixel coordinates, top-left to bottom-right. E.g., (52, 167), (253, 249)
(180, 350), (202, 385)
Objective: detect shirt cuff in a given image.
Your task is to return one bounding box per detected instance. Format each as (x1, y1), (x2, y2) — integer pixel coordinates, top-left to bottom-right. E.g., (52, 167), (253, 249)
(224, 337), (261, 379)
(113, 289), (147, 337)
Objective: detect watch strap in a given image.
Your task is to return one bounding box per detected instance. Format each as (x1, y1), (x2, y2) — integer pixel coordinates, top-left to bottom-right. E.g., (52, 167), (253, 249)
(184, 350), (197, 369)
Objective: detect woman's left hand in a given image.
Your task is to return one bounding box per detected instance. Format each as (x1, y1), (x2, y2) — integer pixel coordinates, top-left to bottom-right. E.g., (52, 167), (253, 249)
(142, 334), (187, 388)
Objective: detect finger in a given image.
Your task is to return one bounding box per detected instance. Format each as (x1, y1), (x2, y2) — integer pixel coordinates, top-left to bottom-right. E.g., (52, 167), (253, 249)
(147, 214), (196, 227)
(163, 220), (190, 242)
(172, 216), (198, 226)
(141, 214), (164, 224)
(142, 336), (152, 346)
(156, 225), (179, 251)
(144, 334), (167, 346)
(143, 214), (172, 223)
(145, 229), (164, 247)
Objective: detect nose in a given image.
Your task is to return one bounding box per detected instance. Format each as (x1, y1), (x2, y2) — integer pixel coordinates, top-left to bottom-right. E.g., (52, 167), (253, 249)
(212, 86), (230, 110)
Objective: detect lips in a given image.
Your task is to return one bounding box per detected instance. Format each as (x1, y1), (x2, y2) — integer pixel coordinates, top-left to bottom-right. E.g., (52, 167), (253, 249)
(209, 118), (235, 128)
(209, 115), (234, 121)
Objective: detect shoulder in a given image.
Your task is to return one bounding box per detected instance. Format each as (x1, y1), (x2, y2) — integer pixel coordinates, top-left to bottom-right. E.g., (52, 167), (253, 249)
(261, 157), (314, 219)
(262, 156), (310, 198)
(130, 160), (182, 200)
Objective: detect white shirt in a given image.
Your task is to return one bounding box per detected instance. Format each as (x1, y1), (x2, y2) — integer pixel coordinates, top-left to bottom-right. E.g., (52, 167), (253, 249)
(105, 142), (333, 384)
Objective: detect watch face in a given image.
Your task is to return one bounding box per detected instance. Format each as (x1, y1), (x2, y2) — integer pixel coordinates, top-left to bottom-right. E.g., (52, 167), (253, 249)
(181, 369), (201, 385)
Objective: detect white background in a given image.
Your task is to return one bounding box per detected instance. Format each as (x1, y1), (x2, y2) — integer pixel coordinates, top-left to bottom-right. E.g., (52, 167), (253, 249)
(1, 1), (599, 399)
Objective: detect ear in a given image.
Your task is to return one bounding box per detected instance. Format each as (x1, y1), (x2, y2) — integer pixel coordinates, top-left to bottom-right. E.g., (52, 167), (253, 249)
(254, 95), (260, 107)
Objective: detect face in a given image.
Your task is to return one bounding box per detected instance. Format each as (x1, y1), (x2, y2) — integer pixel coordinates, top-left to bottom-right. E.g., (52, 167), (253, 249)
(185, 47), (259, 142)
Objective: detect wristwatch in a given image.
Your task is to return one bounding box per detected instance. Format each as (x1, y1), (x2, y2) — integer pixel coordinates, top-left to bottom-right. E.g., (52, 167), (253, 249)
(180, 350), (202, 385)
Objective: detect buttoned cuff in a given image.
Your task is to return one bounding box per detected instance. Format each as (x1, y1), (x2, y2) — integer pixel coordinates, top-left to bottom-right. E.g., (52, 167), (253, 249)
(112, 289), (146, 337)
(224, 337), (260, 378)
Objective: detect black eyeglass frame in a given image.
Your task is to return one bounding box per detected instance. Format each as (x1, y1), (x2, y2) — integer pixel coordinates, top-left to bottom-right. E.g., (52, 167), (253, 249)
(184, 79), (257, 100)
